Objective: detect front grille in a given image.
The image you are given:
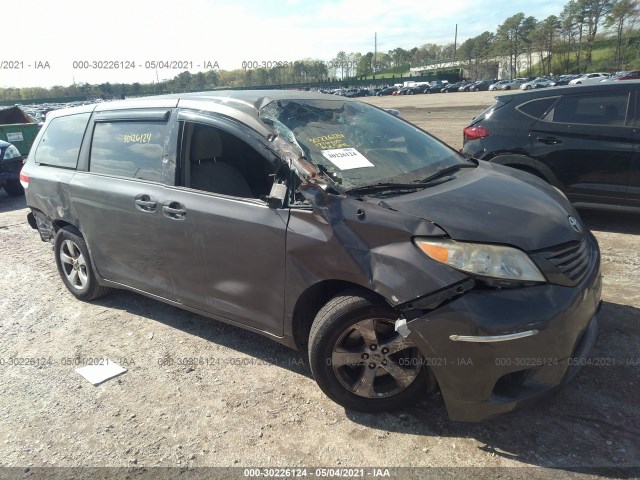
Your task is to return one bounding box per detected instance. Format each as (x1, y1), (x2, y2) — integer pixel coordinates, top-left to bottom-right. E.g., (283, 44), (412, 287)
(542, 238), (591, 284)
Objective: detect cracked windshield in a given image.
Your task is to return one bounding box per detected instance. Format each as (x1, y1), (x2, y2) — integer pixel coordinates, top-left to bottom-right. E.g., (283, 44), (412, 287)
(260, 99), (468, 192)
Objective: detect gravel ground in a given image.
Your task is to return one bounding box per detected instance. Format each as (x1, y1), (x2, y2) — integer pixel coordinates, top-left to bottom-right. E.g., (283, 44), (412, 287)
(0, 91), (638, 480)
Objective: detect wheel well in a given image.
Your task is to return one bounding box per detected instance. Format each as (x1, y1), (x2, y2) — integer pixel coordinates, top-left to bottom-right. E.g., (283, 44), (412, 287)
(291, 280), (385, 351)
(52, 220), (79, 235)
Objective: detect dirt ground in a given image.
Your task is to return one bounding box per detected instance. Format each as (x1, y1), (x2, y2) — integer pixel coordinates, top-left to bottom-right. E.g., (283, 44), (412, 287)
(0, 91), (638, 480)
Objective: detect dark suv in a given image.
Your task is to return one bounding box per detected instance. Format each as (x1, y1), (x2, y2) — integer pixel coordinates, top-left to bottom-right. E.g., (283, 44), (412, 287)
(22, 90), (601, 421)
(462, 82), (640, 212)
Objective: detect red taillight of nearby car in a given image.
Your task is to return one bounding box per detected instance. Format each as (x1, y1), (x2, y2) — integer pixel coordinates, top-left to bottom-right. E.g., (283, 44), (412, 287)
(463, 125), (491, 143)
(19, 169), (29, 189)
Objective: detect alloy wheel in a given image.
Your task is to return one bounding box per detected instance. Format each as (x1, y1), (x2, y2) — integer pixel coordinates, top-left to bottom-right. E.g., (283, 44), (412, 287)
(331, 318), (421, 398)
(59, 239), (88, 290)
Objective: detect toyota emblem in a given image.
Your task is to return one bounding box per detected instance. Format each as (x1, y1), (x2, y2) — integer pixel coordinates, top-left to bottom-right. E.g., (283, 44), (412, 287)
(568, 216), (582, 233)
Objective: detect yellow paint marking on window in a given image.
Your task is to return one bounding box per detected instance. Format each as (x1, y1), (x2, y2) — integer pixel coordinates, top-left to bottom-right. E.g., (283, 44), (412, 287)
(122, 133), (153, 143)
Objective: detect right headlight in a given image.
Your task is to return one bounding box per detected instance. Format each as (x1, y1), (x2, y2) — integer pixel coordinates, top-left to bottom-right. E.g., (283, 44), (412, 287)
(414, 238), (546, 283)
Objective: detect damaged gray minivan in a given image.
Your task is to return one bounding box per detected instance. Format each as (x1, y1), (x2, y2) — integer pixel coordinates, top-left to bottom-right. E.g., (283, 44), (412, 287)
(21, 91), (602, 421)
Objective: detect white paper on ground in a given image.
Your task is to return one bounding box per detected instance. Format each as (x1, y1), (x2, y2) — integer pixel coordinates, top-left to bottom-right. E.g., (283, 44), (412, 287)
(321, 148), (374, 170)
(75, 358), (127, 385)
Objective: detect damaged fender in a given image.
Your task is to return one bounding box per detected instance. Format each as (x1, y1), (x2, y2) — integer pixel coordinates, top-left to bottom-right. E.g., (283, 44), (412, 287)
(283, 180), (471, 340)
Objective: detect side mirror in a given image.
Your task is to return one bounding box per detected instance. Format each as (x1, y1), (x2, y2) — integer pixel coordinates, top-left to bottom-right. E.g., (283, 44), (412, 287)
(266, 182), (287, 209)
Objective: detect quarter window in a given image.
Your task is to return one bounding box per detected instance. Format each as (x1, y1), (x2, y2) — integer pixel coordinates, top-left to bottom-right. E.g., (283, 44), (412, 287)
(543, 93), (629, 126)
(34, 113), (91, 168)
(517, 97), (558, 119)
(90, 121), (166, 182)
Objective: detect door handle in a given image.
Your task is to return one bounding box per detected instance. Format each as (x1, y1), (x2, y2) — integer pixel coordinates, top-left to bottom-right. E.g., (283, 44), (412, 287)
(537, 136), (561, 145)
(162, 202), (186, 220)
(134, 194), (157, 212)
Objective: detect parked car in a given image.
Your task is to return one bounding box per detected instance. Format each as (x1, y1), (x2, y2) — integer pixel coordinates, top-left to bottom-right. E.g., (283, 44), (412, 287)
(442, 82), (464, 92)
(457, 82), (476, 92)
(497, 78), (528, 90)
(600, 70), (640, 82)
(396, 86), (414, 95)
(424, 82), (445, 93)
(462, 82), (640, 211)
(342, 88), (361, 97)
(405, 85), (427, 95)
(551, 74), (579, 86)
(0, 140), (24, 196)
(22, 90), (601, 422)
(470, 80), (491, 91)
(488, 80), (510, 91)
(520, 77), (555, 89)
(377, 86), (398, 96)
(568, 72), (610, 85)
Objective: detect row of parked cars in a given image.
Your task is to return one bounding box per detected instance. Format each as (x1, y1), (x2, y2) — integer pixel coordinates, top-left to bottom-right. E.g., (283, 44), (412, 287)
(490, 71), (640, 91)
(17, 100), (102, 123)
(376, 70), (640, 96)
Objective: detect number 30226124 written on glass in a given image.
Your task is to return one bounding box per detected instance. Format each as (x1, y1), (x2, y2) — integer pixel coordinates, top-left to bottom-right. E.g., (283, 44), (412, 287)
(122, 133), (153, 144)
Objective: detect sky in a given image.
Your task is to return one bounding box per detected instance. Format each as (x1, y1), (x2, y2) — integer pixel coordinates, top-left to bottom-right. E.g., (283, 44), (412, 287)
(2, 0), (563, 88)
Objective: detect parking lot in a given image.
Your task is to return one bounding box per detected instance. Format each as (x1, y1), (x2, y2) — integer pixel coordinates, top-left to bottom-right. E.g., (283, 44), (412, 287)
(0, 91), (639, 478)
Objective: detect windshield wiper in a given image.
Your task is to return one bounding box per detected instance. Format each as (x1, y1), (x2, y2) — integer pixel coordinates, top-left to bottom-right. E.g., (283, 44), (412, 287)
(346, 182), (428, 195)
(414, 162), (476, 184)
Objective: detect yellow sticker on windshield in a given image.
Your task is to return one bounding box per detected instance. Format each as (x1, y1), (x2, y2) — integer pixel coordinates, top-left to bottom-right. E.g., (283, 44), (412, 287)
(309, 133), (349, 150)
(321, 148), (374, 170)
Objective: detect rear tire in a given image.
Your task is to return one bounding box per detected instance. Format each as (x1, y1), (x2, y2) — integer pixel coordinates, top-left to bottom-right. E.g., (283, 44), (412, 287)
(3, 180), (24, 197)
(54, 226), (111, 301)
(309, 290), (428, 412)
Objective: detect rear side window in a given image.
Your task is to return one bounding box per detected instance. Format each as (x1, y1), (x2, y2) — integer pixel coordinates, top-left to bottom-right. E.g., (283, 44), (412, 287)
(34, 113), (91, 168)
(517, 97), (558, 119)
(543, 92), (629, 126)
(89, 121), (166, 182)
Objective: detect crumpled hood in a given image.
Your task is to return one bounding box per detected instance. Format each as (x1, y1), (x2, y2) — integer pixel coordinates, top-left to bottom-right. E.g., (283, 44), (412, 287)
(382, 162), (583, 252)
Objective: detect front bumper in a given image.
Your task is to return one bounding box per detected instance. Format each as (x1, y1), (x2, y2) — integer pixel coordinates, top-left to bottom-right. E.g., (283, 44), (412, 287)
(406, 236), (602, 422)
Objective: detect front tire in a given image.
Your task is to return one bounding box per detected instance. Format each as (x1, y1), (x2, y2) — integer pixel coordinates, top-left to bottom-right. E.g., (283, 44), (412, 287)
(309, 291), (428, 412)
(54, 226), (111, 301)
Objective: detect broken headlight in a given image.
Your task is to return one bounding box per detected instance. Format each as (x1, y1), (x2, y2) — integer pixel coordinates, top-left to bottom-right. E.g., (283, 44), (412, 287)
(414, 238), (546, 283)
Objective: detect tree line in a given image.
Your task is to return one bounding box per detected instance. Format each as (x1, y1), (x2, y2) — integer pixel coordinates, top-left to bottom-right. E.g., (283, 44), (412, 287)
(456, 0), (639, 80)
(1, 0), (638, 102)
